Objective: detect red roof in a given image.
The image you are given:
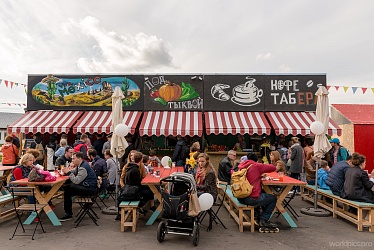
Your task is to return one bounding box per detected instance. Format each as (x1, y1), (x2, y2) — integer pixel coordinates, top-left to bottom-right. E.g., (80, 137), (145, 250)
(332, 104), (374, 124)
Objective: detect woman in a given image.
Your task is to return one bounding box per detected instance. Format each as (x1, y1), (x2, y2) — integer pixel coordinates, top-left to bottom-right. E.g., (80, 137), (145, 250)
(269, 150), (281, 166)
(341, 154), (374, 203)
(9, 153), (36, 204)
(120, 150), (147, 187)
(195, 153), (218, 201)
(0, 135), (19, 166)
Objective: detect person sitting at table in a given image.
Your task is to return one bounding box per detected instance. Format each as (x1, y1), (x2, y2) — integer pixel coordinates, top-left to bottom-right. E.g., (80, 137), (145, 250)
(236, 152), (278, 229)
(325, 154), (353, 196)
(185, 142), (200, 172)
(55, 146), (73, 170)
(0, 135), (19, 166)
(104, 149), (117, 190)
(341, 153), (374, 203)
(116, 152), (154, 220)
(88, 149), (108, 197)
(275, 160), (286, 174)
(120, 150), (147, 187)
(317, 160), (330, 190)
(218, 150), (237, 184)
(9, 153), (36, 205)
(55, 138), (68, 158)
(195, 153), (218, 201)
(59, 152), (98, 222)
(270, 150), (281, 166)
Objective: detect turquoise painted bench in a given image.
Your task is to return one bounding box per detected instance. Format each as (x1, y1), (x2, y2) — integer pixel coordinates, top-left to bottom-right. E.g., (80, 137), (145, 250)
(301, 184), (374, 232)
(119, 201), (140, 232)
(219, 184), (255, 232)
(0, 193), (20, 223)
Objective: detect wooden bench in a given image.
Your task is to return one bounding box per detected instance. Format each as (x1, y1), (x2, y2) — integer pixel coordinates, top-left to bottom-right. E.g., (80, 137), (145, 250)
(0, 193), (20, 223)
(301, 184), (374, 232)
(219, 184), (255, 232)
(119, 201), (140, 232)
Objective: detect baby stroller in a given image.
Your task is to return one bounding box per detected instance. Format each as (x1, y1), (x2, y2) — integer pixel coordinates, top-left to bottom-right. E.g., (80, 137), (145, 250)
(157, 172), (200, 246)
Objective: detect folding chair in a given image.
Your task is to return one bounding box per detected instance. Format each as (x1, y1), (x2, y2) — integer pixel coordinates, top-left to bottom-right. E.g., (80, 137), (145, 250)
(275, 188), (299, 220)
(199, 180), (228, 231)
(74, 192), (99, 227)
(9, 186), (47, 240)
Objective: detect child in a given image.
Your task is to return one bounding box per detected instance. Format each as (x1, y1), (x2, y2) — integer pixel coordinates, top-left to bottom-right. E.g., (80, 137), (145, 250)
(149, 149), (161, 168)
(142, 154), (150, 173)
(188, 152), (200, 177)
(275, 160), (286, 174)
(317, 160), (330, 190)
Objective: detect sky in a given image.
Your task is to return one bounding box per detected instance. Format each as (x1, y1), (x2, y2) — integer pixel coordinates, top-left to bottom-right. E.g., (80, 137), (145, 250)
(1, 0), (374, 113)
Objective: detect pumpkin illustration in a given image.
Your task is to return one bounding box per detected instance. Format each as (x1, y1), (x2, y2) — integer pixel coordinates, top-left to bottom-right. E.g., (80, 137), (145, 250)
(158, 81), (182, 102)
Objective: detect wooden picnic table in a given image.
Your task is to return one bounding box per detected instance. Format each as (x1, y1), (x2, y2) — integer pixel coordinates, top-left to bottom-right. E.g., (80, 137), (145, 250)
(141, 166), (184, 225)
(10, 176), (69, 226)
(261, 172), (306, 228)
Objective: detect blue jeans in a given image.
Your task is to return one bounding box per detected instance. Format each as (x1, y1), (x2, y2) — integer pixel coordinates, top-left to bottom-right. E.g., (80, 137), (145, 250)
(237, 193), (277, 221)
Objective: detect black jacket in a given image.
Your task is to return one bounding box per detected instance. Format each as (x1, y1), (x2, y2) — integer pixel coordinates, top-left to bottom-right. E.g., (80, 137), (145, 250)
(341, 166), (374, 203)
(197, 170), (218, 201)
(172, 139), (185, 162)
(218, 156), (233, 183)
(325, 160), (350, 196)
(124, 163), (142, 187)
(93, 138), (105, 158)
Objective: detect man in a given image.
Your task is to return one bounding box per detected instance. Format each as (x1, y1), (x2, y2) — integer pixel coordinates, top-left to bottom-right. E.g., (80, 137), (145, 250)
(93, 133), (105, 158)
(73, 134), (89, 160)
(102, 133), (112, 155)
(55, 146), (73, 169)
(325, 154), (354, 196)
(172, 135), (186, 167)
(329, 138), (348, 166)
(218, 150), (237, 183)
(60, 152), (97, 221)
(289, 137), (303, 181)
(237, 153), (278, 230)
(88, 149), (108, 194)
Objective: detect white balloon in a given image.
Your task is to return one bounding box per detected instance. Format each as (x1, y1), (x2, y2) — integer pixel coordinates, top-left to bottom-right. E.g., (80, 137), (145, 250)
(115, 124), (129, 137)
(161, 156), (171, 168)
(310, 121), (325, 135)
(198, 193), (214, 211)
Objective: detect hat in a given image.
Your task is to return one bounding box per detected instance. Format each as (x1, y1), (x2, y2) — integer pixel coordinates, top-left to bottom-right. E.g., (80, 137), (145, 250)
(329, 138), (340, 144)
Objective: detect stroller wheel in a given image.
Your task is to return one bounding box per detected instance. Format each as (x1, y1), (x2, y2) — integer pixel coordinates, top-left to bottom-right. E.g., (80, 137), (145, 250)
(157, 221), (166, 243)
(192, 223), (199, 246)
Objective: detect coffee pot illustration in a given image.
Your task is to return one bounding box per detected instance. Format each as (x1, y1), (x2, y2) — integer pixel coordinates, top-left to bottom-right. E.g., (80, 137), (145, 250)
(231, 78), (263, 106)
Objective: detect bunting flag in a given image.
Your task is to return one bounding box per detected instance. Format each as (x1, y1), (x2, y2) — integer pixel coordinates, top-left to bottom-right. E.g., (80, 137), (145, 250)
(352, 87), (358, 94)
(335, 86), (340, 91)
(0, 102), (26, 106)
(343, 86), (349, 92)
(362, 88), (367, 94)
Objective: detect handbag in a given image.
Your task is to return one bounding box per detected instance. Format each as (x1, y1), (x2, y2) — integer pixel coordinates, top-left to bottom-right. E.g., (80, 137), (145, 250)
(188, 190), (201, 217)
(118, 184), (140, 201)
(28, 168), (46, 182)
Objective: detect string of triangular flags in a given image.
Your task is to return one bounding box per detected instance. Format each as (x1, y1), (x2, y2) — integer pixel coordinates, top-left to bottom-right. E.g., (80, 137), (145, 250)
(0, 79), (28, 94)
(0, 102), (26, 107)
(326, 85), (374, 94)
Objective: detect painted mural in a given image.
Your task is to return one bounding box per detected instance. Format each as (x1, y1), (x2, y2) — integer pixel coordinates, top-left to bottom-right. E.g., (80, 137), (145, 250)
(31, 74), (140, 107)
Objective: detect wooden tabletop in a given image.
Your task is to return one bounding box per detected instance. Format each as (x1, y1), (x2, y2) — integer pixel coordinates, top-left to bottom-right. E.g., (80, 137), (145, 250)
(262, 172), (306, 186)
(10, 176), (69, 186)
(142, 167), (184, 185)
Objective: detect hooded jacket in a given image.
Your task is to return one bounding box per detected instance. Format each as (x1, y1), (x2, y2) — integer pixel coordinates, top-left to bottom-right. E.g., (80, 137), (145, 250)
(172, 139), (185, 162)
(238, 160), (276, 199)
(124, 163), (142, 187)
(341, 166), (374, 203)
(317, 168), (330, 190)
(1, 142), (19, 165)
(73, 140), (88, 159)
(325, 160), (350, 196)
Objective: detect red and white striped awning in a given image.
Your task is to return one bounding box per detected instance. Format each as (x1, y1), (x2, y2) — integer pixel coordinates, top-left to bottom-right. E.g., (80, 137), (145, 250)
(73, 111), (141, 134)
(139, 111), (203, 136)
(204, 112), (271, 135)
(8, 111), (83, 134)
(266, 112), (342, 136)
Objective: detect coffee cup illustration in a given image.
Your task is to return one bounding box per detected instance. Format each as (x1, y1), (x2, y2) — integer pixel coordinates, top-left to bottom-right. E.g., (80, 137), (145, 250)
(231, 78), (263, 106)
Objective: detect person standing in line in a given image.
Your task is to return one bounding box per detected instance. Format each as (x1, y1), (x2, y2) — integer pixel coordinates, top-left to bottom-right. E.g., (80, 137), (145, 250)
(289, 137), (304, 193)
(93, 133), (106, 159)
(329, 138), (349, 166)
(172, 135), (186, 167)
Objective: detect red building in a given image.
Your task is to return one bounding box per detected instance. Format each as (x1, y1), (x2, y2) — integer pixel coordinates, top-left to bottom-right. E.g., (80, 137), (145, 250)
(331, 104), (374, 173)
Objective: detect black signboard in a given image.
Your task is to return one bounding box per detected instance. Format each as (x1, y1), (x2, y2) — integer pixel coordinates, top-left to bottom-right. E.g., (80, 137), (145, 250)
(27, 74), (144, 111)
(263, 74), (326, 111)
(143, 74), (204, 111)
(203, 75), (265, 111)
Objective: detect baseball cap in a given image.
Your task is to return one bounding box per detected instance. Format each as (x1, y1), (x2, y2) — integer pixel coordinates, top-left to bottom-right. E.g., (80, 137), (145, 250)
(329, 138), (340, 144)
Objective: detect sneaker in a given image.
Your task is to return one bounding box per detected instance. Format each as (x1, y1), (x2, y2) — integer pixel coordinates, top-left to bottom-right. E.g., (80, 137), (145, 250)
(34, 217), (40, 223)
(59, 214), (73, 222)
(50, 205), (55, 210)
(99, 194), (109, 199)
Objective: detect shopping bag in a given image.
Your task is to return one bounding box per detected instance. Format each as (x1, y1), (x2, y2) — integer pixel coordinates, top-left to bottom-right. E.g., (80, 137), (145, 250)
(188, 190), (201, 217)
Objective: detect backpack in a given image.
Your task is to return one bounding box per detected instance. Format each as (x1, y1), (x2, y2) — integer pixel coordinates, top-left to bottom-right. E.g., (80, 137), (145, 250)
(35, 142), (45, 161)
(231, 164), (255, 198)
(339, 146), (352, 157)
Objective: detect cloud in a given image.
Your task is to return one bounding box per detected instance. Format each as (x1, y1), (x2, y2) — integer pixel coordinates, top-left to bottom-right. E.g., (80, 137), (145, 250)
(256, 53), (273, 61)
(69, 16), (175, 73)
